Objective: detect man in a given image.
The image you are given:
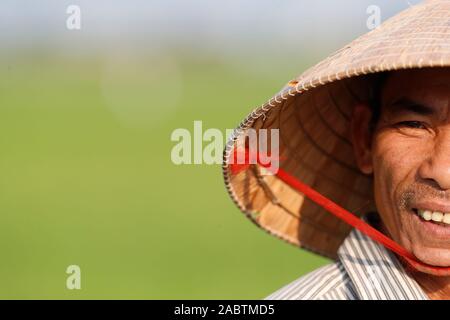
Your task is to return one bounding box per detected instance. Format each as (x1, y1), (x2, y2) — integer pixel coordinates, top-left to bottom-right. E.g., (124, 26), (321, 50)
(222, 1), (450, 300)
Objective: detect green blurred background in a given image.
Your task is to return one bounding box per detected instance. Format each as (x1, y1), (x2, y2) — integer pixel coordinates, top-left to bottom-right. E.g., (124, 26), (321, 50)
(0, 0), (416, 299)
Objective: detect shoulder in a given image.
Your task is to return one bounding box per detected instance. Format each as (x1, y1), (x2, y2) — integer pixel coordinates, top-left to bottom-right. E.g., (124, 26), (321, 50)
(263, 262), (357, 300)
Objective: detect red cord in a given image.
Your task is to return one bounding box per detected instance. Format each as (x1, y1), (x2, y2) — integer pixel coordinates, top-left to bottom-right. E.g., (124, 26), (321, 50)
(230, 148), (450, 275)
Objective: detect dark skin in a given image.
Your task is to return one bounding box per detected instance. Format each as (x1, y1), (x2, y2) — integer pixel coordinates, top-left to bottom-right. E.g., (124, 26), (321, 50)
(351, 68), (450, 300)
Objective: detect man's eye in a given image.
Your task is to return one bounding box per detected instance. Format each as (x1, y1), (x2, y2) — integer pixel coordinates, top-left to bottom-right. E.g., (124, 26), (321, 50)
(396, 121), (426, 129)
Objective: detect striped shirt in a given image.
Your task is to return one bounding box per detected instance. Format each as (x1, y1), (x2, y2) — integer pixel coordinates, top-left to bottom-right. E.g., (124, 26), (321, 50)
(264, 228), (428, 300)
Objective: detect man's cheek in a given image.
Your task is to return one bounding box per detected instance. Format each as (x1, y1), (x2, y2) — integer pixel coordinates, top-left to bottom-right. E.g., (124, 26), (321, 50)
(372, 140), (413, 213)
(373, 144), (401, 191)
(374, 137), (423, 183)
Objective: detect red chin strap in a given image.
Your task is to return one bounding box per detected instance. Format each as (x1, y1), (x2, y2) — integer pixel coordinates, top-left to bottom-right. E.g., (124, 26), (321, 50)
(230, 148), (450, 275)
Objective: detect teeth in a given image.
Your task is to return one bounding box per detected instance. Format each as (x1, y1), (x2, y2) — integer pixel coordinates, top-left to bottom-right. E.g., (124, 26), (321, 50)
(444, 214), (450, 224)
(418, 209), (432, 221)
(432, 211), (444, 222)
(423, 210), (432, 221)
(417, 209), (450, 224)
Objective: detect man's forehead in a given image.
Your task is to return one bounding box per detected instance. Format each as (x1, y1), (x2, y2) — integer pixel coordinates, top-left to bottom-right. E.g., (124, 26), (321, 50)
(381, 68), (450, 110)
(383, 68), (450, 92)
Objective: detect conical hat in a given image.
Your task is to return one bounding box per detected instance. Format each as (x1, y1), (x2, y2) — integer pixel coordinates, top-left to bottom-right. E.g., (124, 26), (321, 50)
(222, 0), (450, 259)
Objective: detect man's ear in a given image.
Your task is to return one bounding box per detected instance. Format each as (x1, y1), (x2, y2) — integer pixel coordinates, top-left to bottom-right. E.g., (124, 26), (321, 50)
(351, 103), (374, 175)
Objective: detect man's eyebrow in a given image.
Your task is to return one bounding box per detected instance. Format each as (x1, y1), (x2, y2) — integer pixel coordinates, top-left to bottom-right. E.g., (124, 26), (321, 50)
(387, 97), (435, 115)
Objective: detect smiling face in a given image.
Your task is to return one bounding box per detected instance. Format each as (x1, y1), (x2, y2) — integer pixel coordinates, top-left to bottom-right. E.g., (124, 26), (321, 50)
(352, 68), (450, 272)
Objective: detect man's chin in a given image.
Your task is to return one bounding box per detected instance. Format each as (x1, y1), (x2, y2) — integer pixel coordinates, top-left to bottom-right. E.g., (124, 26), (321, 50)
(409, 245), (450, 276)
(397, 212), (450, 274)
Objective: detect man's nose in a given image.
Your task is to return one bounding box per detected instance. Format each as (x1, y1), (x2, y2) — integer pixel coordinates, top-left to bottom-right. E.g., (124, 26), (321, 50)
(419, 132), (450, 190)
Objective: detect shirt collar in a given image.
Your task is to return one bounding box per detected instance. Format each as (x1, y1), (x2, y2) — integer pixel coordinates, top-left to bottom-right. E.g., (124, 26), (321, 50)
(337, 228), (429, 300)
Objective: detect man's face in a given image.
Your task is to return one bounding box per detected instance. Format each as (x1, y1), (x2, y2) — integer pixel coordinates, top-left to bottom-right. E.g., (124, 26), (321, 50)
(352, 68), (450, 271)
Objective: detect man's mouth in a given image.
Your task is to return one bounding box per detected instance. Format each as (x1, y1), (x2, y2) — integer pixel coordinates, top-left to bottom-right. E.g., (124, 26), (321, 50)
(414, 208), (450, 226)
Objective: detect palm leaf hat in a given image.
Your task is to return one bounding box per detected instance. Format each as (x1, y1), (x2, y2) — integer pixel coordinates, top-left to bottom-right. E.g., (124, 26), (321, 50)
(222, 0), (450, 261)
